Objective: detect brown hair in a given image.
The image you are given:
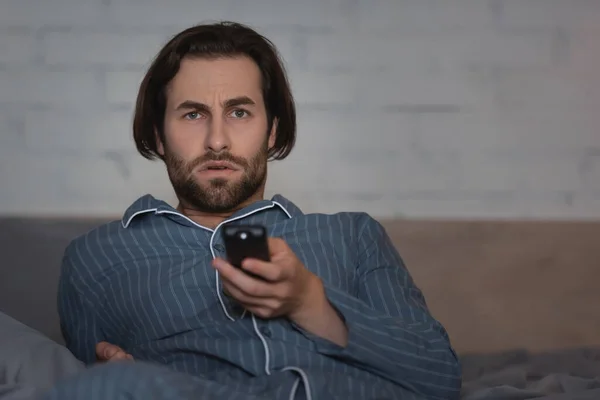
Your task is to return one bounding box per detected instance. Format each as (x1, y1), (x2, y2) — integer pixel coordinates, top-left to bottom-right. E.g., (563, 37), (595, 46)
(133, 21), (296, 161)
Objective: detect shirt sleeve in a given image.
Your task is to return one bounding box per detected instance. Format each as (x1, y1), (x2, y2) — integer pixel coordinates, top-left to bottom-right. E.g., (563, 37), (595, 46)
(292, 214), (462, 400)
(57, 249), (105, 365)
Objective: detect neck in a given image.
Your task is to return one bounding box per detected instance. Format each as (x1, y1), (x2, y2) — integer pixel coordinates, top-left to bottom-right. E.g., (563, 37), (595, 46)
(176, 194), (265, 230)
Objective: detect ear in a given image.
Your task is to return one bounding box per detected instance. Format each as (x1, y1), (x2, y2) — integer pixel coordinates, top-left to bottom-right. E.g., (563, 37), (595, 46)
(268, 118), (278, 150)
(155, 129), (165, 157)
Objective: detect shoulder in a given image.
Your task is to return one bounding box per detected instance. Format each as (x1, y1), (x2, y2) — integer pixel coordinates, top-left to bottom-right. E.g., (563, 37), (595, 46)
(297, 211), (385, 241)
(61, 220), (124, 277)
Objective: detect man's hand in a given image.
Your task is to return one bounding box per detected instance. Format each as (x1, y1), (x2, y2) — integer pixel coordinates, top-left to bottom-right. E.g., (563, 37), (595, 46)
(213, 237), (320, 319)
(213, 237), (348, 346)
(96, 341), (133, 362)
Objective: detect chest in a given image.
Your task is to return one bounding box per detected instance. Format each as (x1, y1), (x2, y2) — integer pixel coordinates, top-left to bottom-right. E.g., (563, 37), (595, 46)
(93, 219), (359, 343)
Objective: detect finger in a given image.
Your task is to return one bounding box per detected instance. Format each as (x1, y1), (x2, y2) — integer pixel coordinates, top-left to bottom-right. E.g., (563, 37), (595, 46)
(222, 283), (283, 317)
(96, 342), (118, 360)
(221, 281), (266, 307)
(96, 342), (129, 361)
(213, 258), (272, 297)
(247, 306), (276, 320)
(241, 258), (288, 282)
(109, 351), (130, 361)
(267, 237), (288, 256)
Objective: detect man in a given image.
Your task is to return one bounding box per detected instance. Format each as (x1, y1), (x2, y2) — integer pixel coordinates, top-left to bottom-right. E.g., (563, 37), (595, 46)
(47, 21), (461, 400)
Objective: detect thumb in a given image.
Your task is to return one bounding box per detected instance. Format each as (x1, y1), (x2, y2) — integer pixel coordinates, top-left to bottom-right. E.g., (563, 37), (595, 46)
(96, 341), (121, 359)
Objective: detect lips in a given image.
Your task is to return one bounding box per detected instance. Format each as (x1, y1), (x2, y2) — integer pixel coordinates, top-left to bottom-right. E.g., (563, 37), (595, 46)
(199, 161), (237, 171)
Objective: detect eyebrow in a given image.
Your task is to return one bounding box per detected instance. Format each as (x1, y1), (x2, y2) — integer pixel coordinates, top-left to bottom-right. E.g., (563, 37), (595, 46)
(175, 96), (256, 112)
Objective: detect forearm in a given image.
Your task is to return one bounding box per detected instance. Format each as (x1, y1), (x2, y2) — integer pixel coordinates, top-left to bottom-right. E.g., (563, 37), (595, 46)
(288, 277), (348, 347)
(58, 259), (103, 365)
(303, 283), (461, 399)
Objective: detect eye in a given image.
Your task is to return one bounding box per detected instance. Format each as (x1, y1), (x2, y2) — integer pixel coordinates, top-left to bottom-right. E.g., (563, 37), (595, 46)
(230, 109), (249, 119)
(184, 111), (201, 120)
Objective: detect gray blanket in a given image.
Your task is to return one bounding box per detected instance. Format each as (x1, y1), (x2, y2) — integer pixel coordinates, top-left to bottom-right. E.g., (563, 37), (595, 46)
(2, 310), (600, 399)
(0, 312), (84, 400)
(461, 348), (600, 399)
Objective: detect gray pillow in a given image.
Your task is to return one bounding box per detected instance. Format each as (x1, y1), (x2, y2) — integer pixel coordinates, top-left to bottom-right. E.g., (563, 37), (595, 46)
(0, 311), (85, 397)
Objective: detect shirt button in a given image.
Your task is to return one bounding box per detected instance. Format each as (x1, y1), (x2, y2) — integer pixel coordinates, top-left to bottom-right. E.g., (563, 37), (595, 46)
(260, 327), (272, 338)
(213, 244), (225, 252)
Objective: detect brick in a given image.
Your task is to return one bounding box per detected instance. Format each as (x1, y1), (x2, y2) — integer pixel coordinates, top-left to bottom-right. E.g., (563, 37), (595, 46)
(309, 30), (555, 72)
(566, 26), (600, 81)
(296, 109), (416, 152)
(0, 69), (102, 106)
(0, 0), (597, 220)
(496, 110), (598, 150)
(250, 30), (299, 68)
(272, 110), (422, 194)
(315, 148), (459, 194)
(0, 0), (106, 27)
(271, 111), (425, 195)
(268, 153), (324, 194)
(309, 192), (406, 218)
(305, 33), (438, 73)
(358, 70), (483, 108)
(105, 71), (146, 104)
(289, 71), (358, 105)
(227, 0), (349, 30)
(59, 153), (174, 212)
(499, 0), (600, 29)
(42, 33), (167, 67)
(0, 112), (25, 150)
(108, 0), (234, 28)
(579, 151), (600, 191)
(489, 70), (590, 112)
(413, 110), (599, 152)
(24, 110), (135, 152)
(453, 31), (556, 68)
(454, 151), (584, 192)
(356, 0), (493, 34)
(376, 191), (597, 219)
(0, 32), (37, 64)
(566, 191), (600, 219)
(0, 151), (66, 215)
(303, 142), (586, 198)
(0, 149), (173, 215)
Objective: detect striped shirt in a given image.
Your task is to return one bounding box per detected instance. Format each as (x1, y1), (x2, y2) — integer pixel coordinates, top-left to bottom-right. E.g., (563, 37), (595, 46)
(58, 194), (461, 400)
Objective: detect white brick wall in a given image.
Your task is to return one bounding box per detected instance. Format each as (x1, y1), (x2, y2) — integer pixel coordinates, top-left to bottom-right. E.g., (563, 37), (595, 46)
(0, 0), (599, 219)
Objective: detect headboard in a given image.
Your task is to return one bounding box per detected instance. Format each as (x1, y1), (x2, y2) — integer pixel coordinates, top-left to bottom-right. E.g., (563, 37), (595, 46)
(380, 219), (600, 354)
(1, 217), (598, 354)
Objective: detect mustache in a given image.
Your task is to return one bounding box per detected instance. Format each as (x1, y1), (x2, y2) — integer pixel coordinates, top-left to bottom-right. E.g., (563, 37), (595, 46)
(187, 152), (249, 172)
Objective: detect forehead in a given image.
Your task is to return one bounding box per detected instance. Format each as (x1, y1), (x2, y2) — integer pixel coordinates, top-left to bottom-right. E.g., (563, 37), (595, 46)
(166, 56), (264, 106)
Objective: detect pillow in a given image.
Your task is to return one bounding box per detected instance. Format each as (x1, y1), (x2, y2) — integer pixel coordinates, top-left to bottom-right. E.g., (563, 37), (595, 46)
(0, 311), (84, 393)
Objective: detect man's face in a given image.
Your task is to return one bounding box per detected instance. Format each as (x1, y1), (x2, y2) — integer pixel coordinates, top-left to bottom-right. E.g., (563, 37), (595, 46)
(158, 56), (276, 213)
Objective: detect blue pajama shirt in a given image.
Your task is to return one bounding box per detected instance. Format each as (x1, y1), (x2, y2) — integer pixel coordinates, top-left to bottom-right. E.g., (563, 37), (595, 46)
(47, 194), (461, 400)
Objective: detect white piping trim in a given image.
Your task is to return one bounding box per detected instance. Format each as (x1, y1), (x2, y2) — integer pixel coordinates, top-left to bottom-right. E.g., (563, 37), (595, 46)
(272, 201), (293, 219)
(282, 366), (312, 400)
(156, 210), (214, 232)
(253, 314), (272, 375)
(121, 200), (310, 399)
(288, 378), (301, 400)
(121, 208), (158, 229)
(210, 203), (278, 321)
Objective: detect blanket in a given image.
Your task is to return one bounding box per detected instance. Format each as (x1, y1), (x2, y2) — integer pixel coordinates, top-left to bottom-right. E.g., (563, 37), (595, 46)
(461, 347), (600, 399)
(3, 310), (600, 399)
(0, 311), (84, 400)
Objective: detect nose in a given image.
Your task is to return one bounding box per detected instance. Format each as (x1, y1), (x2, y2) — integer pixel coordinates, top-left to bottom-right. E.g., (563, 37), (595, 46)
(205, 117), (230, 153)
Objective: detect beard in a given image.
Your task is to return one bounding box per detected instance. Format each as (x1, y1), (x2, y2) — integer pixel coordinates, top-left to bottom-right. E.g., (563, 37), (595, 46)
(163, 141), (269, 214)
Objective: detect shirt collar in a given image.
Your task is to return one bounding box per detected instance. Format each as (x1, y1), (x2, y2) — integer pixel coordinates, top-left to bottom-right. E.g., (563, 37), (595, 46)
(121, 193), (303, 229)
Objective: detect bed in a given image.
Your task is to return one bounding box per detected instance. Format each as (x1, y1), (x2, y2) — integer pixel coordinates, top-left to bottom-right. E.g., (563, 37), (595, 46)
(1, 217), (599, 399)
(383, 219), (600, 399)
